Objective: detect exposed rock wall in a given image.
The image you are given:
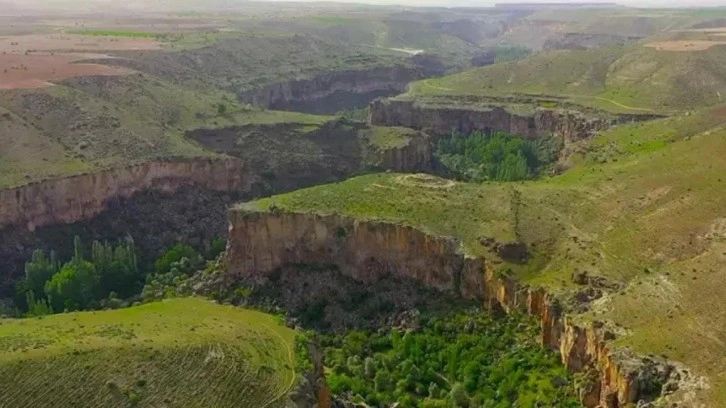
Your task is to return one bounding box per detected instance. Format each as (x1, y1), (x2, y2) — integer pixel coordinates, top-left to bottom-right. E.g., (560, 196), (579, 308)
(0, 158), (250, 232)
(369, 99), (659, 143)
(0, 129), (434, 294)
(240, 67), (422, 114)
(375, 134), (433, 173)
(225, 210), (674, 408)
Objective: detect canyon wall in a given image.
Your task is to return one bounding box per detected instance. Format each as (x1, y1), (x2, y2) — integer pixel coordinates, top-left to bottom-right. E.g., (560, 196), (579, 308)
(373, 133), (433, 173)
(226, 210), (676, 408)
(369, 99), (660, 143)
(0, 158), (250, 232)
(240, 67), (422, 114)
(0, 128), (434, 294)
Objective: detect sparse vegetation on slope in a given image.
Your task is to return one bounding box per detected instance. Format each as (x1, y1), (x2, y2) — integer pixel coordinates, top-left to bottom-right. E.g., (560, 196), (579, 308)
(0, 298), (297, 408)
(405, 44), (726, 114)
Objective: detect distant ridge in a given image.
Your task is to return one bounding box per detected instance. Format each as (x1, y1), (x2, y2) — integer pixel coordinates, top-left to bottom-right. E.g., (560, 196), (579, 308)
(494, 2), (619, 9)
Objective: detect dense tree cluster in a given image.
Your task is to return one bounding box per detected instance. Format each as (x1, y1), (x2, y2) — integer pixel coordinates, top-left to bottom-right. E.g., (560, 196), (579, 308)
(435, 131), (561, 182)
(14, 237), (225, 316)
(16, 237), (139, 314)
(322, 311), (580, 408)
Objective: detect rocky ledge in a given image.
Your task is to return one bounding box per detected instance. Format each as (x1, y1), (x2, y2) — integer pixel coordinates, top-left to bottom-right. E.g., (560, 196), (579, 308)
(226, 210), (693, 408)
(0, 158), (250, 232)
(369, 99), (662, 143)
(239, 67), (422, 114)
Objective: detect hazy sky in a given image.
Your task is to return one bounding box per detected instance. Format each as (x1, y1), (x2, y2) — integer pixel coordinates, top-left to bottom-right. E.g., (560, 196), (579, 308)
(267, 0), (726, 7)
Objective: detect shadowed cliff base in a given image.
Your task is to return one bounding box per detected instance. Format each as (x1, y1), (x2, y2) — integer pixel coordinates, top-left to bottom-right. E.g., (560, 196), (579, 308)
(228, 263), (474, 332)
(267, 89), (402, 115)
(0, 187), (240, 297)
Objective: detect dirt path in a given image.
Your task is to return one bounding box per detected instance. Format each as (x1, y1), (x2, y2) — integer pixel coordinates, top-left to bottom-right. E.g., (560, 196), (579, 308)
(587, 96), (656, 112)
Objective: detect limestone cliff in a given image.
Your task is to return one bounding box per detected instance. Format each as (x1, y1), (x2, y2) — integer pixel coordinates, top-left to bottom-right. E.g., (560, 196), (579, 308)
(226, 210), (685, 408)
(0, 158), (250, 232)
(369, 99), (659, 143)
(240, 67), (422, 114)
(369, 132), (433, 173)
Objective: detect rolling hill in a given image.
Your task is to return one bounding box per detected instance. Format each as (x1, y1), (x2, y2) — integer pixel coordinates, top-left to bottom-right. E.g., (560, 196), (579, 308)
(0, 297), (297, 408)
(404, 42), (726, 114)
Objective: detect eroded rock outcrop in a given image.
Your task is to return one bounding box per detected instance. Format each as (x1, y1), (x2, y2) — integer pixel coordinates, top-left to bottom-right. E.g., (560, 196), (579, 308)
(240, 67), (422, 114)
(0, 158), (250, 232)
(0, 125), (434, 294)
(226, 210), (689, 408)
(369, 99), (660, 143)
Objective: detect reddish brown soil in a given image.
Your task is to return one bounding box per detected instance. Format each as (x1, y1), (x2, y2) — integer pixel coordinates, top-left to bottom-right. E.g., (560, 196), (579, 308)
(0, 34), (162, 53)
(0, 53), (130, 89)
(0, 33), (162, 89)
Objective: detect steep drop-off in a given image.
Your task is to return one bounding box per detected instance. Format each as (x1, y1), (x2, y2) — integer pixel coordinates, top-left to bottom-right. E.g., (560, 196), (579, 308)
(0, 158), (248, 232)
(369, 99), (661, 142)
(226, 210), (687, 408)
(239, 67), (422, 114)
(0, 125), (433, 295)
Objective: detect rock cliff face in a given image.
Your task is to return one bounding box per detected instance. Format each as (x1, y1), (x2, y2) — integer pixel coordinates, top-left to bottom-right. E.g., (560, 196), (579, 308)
(0, 126), (434, 294)
(369, 99), (659, 143)
(373, 134), (433, 173)
(240, 67), (422, 114)
(226, 210), (682, 408)
(0, 158), (250, 232)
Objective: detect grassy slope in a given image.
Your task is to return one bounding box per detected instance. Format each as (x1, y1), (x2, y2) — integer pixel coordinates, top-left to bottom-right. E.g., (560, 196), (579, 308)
(0, 298), (297, 408)
(404, 43), (726, 114)
(106, 32), (411, 94)
(244, 105), (726, 406)
(0, 74), (330, 189)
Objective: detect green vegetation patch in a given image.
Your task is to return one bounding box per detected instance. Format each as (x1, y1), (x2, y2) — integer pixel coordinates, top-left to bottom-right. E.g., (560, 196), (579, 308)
(0, 298), (296, 408)
(322, 310), (579, 407)
(68, 30), (160, 38)
(366, 126), (418, 150)
(404, 44), (726, 114)
(436, 130), (561, 182)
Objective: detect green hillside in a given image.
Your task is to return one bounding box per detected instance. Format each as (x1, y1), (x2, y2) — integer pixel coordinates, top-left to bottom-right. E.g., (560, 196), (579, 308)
(245, 105), (726, 406)
(0, 74), (329, 189)
(0, 298), (297, 408)
(404, 43), (726, 114)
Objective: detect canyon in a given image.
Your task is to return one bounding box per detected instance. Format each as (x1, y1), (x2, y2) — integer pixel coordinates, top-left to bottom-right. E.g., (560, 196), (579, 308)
(0, 124), (432, 295)
(239, 66), (423, 114)
(369, 98), (662, 143)
(226, 209), (686, 408)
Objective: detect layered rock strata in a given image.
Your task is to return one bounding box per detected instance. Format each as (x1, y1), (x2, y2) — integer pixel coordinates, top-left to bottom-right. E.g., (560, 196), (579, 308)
(240, 67), (422, 114)
(226, 210), (681, 408)
(0, 158), (249, 232)
(369, 99), (660, 143)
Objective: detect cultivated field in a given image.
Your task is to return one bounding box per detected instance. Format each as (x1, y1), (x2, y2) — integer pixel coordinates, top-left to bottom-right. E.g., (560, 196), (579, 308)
(0, 298), (297, 408)
(0, 33), (164, 89)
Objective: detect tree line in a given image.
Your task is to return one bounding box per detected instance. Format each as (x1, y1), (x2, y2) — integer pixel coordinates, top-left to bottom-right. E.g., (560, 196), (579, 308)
(435, 130), (561, 182)
(14, 236), (226, 316)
